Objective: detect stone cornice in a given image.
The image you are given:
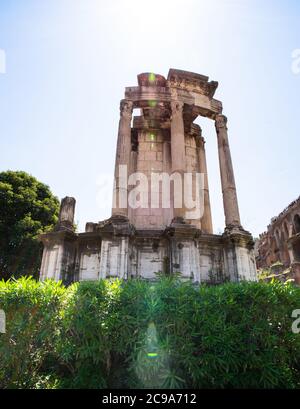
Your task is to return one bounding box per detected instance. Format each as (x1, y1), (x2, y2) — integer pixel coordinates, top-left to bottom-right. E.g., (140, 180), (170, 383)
(94, 215), (136, 237)
(39, 230), (78, 245)
(164, 223), (201, 240)
(222, 226), (254, 249)
(167, 68), (218, 98)
(78, 231), (102, 242)
(124, 86), (222, 119)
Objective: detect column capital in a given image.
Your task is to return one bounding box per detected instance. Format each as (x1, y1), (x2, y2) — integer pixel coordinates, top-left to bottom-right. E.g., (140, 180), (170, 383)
(215, 114), (228, 131)
(196, 135), (206, 148)
(170, 100), (184, 115)
(120, 99), (133, 118)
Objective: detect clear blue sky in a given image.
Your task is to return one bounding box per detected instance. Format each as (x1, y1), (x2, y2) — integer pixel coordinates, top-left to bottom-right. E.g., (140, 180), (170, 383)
(0, 0), (299, 236)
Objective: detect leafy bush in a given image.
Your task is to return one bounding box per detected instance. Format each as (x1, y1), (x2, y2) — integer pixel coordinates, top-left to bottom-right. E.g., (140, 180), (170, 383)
(0, 277), (66, 388)
(0, 277), (300, 389)
(0, 171), (59, 279)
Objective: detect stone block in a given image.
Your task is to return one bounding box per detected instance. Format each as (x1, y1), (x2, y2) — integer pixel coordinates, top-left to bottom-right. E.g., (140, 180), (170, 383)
(138, 151), (145, 160)
(157, 152), (163, 161)
(144, 151), (157, 161)
(149, 162), (163, 171)
(186, 146), (196, 156)
(139, 142), (149, 151)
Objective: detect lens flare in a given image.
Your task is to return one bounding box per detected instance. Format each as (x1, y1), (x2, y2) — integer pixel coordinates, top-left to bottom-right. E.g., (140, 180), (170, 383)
(145, 322), (159, 357)
(148, 72), (156, 83)
(147, 352), (158, 358)
(148, 100), (157, 107)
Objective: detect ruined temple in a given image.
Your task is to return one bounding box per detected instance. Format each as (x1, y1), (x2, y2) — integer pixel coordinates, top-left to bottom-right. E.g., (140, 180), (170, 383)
(39, 69), (257, 284)
(256, 196), (300, 283)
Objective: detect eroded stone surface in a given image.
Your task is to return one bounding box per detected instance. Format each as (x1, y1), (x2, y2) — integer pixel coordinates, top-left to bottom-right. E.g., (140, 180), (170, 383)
(39, 69), (257, 284)
(256, 196), (300, 284)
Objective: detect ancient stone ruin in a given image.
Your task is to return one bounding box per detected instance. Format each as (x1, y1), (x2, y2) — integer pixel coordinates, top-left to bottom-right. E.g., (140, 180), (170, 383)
(256, 196), (300, 284)
(39, 69), (257, 284)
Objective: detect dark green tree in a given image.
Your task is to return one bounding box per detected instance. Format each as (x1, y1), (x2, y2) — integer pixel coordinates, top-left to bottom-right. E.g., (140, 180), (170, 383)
(0, 171), (59, 279)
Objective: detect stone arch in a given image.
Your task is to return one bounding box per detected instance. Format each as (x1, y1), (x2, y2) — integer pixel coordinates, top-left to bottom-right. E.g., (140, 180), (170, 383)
(293, 214), (300, 234)
(274, 229), (281, 249)
(283, 221), (289, 239)
(269, 237), (278, 264)
(280, 223), (290, 265)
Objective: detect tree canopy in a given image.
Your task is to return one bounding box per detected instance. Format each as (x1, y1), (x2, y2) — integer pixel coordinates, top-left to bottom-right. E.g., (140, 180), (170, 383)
(0, 171), (59, 279)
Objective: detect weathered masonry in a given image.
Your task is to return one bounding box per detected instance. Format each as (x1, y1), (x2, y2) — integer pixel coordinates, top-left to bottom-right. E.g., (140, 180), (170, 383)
(256, 196), (300, 284)
(40, 69), (257, 284)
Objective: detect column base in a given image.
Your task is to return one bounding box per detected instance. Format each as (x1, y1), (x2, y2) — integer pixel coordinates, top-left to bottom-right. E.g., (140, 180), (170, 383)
(224, 223), (247, 235)
(223, 227), (257, 282)
(39, 230), (77, 283)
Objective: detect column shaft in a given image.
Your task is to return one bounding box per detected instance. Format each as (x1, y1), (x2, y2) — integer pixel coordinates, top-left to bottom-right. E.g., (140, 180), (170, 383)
(197, 136), (213, 234)
(215, 114), (241, 227)
(112, 100), (133, 217)
(170, 101), (186, 220)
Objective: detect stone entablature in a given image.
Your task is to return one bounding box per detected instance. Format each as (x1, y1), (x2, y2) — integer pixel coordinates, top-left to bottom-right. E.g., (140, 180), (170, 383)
(39, 69), (257, 284)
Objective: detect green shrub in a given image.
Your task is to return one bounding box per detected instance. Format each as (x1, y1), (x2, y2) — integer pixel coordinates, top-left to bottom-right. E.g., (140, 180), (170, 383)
(0, 276), (300, 389)
(0, 277), (66, 388)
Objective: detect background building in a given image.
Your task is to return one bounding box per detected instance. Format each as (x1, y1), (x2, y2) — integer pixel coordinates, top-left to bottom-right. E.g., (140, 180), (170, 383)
(256, 196), (300, 284)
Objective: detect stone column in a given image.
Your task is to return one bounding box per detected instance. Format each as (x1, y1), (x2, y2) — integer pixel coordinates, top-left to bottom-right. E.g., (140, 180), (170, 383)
(57, 197), (76, 230)
(162, 139), (172, 225)
(112, 99), (133, 217)
(197, 135), (213, 234)
(215, 114), (241, 228)
(170, 101), (185, 221)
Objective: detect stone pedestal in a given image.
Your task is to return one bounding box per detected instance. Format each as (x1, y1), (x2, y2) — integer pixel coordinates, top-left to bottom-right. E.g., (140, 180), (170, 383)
(166, 223), (201, 280)
(223, 227), (257, 282)
(98, 215), (134, 279)
(40, 230), (77, 284)
(40, 197), (77, 284)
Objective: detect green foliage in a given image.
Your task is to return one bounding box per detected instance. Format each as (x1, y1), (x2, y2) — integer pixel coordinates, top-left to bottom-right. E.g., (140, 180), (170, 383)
(0, 171), (59, 279)
(0, 277), (300, 389)
(0, 277), (65, 388)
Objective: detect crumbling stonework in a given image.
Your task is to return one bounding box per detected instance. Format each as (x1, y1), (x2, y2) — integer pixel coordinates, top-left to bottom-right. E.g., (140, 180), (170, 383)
(39, 69), (257, 284)
(256, 196), (300, 285)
